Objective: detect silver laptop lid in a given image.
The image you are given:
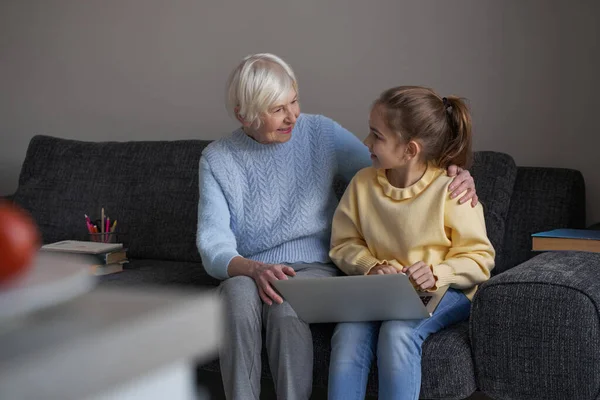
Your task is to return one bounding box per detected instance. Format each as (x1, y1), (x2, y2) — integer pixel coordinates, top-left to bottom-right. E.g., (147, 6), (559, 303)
(273, 273), (446, 323)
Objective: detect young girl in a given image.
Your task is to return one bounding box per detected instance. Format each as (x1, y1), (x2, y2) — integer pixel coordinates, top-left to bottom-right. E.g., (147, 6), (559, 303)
(328, 86), (496, 400)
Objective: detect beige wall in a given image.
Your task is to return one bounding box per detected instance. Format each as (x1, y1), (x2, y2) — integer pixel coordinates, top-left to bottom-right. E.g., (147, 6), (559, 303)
(1, 0), (599, 224)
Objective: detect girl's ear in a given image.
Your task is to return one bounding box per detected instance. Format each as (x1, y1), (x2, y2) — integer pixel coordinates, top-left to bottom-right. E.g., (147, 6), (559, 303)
(234, 107), (251, 127)
(405, 140), (421, 160)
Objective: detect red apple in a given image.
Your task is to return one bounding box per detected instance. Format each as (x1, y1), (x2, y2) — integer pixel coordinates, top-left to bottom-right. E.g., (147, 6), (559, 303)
(0, 200), (40, 285)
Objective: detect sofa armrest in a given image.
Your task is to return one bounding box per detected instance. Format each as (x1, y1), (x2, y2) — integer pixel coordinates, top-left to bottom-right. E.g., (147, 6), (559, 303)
(470, 251), (600, 400)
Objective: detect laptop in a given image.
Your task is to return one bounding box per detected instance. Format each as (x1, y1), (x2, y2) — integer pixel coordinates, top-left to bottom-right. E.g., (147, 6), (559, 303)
(272, 273), (448, 323)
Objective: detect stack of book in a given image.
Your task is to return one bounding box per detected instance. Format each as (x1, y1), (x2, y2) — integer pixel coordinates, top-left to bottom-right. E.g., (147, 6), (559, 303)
(40, 240), (128, 275)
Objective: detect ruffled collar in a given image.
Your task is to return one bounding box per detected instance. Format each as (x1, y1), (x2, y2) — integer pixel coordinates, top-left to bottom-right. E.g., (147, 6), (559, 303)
(376, 164), (442, 200)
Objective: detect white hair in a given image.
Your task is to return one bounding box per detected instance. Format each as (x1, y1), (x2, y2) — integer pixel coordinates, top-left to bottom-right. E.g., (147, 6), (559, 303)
(226, 53), (298, 128)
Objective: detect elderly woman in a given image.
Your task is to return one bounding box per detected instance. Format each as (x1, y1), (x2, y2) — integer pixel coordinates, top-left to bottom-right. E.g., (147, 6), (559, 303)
(196, 53), (478, 400)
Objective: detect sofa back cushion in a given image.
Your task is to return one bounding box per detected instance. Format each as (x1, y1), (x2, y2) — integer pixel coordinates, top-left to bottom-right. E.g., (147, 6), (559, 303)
(469, 151), (518, 273)
(13, 135), (208, 262)
(23, 136), (571, 274)
(501, 166), (586, 271)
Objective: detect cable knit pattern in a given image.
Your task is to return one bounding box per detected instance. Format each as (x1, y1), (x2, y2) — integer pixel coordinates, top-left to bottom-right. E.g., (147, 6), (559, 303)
(200, 114), (346, 278)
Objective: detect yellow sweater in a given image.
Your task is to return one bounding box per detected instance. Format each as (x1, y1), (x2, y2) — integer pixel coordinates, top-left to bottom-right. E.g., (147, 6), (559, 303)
(329, 165), (495, 300)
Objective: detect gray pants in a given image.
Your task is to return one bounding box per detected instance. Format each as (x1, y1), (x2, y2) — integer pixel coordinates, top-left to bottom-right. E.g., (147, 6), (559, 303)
(218, 262), (338, 400)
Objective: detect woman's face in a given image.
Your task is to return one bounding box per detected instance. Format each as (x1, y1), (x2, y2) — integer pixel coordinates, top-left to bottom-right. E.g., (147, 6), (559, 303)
(244, 90), (300, 144)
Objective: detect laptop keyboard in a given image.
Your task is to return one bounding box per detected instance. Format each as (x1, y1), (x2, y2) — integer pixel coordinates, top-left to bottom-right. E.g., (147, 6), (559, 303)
(420, 296), (432, 306)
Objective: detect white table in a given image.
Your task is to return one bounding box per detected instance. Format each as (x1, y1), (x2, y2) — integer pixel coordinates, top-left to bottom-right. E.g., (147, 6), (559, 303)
(0, 286), (222, 400)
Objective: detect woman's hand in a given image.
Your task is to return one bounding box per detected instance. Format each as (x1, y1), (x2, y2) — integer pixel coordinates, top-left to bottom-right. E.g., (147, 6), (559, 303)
(402, 261), (436, 291)
(447, 165), (478, 206)
(368, 263), (399, 275)
(250, 262), (296, 305)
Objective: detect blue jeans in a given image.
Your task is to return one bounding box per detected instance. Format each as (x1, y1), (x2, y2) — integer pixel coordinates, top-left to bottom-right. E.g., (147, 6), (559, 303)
(328, 288), (471, 400)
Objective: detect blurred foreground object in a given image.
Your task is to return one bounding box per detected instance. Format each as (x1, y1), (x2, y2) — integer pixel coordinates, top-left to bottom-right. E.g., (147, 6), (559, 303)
(0, 286), (222, 400)
(0, 252), (95, 321)
(0, 200), (41, 284)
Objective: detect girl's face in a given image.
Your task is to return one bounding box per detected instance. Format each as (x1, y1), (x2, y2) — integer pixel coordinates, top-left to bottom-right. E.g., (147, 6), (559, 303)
(243, 90), (300, 144)
(363, 104), (409, 169)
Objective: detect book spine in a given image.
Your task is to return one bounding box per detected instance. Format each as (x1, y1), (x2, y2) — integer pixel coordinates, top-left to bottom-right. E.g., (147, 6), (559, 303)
(91, 253), (110, 264)
(90, 252), (127, 265)
(532, 237), (600, 253)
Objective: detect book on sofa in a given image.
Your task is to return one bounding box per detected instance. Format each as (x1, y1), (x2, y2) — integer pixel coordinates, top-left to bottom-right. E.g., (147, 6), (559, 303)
(532, 229), (600, 253)
(41, 240), (128, 275)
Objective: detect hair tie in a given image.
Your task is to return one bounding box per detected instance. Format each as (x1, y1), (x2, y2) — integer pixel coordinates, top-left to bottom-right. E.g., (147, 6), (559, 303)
(442, 97), (452, 114)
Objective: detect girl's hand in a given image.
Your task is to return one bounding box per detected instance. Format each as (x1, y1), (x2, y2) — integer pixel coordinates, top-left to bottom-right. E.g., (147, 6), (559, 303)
(250, 262), (296, 305)
(368, 263), (399, 275)
(402, 261), (436, 291)
(447, 165), (478, 206)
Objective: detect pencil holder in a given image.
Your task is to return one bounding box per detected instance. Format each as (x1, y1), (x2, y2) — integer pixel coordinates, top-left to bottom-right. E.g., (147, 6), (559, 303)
(89, 231), (118, 243)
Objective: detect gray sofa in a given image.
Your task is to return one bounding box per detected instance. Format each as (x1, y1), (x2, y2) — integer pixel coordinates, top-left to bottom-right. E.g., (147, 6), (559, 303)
(9, 135), (600, 400)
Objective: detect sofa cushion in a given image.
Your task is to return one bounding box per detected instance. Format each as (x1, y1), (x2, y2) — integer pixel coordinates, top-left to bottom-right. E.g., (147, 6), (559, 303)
(13, 135), (210, 262)
(98, 259), (220, 288)
(419, 321), (477, 399)
(501, 167), (586, 271)
(469, 151), (517, 274)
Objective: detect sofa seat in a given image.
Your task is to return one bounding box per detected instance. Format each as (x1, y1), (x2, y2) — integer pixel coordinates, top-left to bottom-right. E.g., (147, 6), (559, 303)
(99, 259), (220, 288)
(420, 321), (476, 399)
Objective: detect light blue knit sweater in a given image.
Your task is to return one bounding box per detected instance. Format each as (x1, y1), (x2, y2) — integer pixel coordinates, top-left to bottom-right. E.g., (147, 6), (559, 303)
(197, 113), (370, 280)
